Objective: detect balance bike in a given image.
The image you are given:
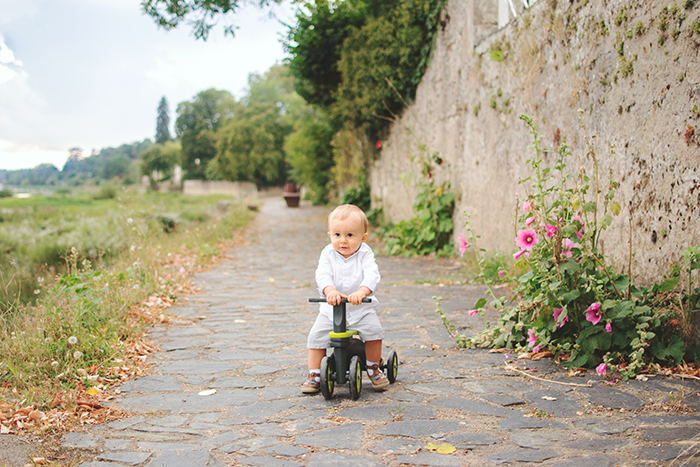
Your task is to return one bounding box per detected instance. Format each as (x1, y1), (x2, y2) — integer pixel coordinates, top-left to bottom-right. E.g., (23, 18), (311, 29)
(309, 297), (399, 400)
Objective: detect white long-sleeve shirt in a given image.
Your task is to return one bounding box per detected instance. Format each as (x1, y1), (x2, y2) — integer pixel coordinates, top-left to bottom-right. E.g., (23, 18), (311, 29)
(315, 242), (380, 324)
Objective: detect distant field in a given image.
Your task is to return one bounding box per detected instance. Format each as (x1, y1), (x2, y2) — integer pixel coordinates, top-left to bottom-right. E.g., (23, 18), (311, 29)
(0, 188), (253, 309)
(0, 188), (255, 405)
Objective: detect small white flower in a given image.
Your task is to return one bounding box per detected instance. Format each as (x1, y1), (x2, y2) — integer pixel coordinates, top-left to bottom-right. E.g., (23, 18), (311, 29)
(34, 289), (41, 295)
(51, 361), (59, 367)
(127, 218), (133, 224)
(37, 277), (44, 283)
(73, 351), (83, 360)
(130, 245), (136, 252)
(68, 336), (78, 345)
(45, 337), (52, 343)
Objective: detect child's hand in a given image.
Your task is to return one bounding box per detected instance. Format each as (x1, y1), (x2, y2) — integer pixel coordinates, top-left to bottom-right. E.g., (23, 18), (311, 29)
(325, 288), (343, 306)
(346, 290), (366, 305)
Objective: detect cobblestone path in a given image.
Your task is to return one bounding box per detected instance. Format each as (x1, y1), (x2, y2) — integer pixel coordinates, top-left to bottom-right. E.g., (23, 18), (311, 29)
(63, 199), (700, 467)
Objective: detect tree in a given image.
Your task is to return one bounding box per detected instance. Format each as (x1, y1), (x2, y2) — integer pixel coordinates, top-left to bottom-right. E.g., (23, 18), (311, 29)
(141, 0), (282, 40)
(156, 96), (172, 144)
(141, 141), (181, 182)
(175, 88), (237, 180)
(213, 65), (299, 186)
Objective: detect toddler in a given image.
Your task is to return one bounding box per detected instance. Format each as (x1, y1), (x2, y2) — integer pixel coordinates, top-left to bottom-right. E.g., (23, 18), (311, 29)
(302, 204), (389, 393)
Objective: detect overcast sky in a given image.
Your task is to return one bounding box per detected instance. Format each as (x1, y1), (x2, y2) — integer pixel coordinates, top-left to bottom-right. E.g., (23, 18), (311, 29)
(0, 0), (295, 171)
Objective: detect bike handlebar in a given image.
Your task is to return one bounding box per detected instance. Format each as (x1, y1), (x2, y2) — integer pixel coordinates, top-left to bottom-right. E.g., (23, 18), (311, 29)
(309, 298), (372, 303)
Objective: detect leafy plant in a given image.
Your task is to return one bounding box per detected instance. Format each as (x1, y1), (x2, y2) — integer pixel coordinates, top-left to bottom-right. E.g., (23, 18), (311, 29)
(380, 152), (454, 257)
(438, 114), (691, 378)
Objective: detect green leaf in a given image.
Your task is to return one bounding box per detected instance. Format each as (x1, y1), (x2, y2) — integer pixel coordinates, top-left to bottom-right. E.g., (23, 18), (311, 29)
(654, 276), (679, 293)
(601, 213), (613, 229)
(583, 201), (597, 212)
(475, 298), (487, 309)
(559, 260), (580, 275)
(548, 281), (562, 291)
(610, 201), (621, 216)
(559, 289), (580, 304)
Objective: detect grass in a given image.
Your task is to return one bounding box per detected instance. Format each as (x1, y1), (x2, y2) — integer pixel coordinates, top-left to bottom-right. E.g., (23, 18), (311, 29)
(0, 189), (255, 412)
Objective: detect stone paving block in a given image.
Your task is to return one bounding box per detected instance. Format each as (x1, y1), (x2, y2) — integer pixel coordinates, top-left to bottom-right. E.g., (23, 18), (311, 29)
(306, 452), (386, 467)
(160, 338), (209, 351)
(236, 456), (302, 467)
(78, 462), (115, 467)
(166, 326), (212, 338)
(117, 388), (259, 412)
(634, 445), (698, 461)
(523, 389), (583, 417)
(294, 422), (365, 449)
(374, 419), (465, 437)
(551, 455), (618, 467)
(220, 436), (281, 454)
(498, 416), (565, 430)
(431, 397), (515, 417)
(369, 437), (424, 454)
(244, 365), (283, 376)
(161, 349), (201, 360)
(253, 423), (293, 438)
(118, 375), (184, 393)
(572, 418), (634, 435)
(264, 445), (310, 456)
(643, 425), (700, 442)
(486, 448), (560, 464)
(105, 438), (132, 450)
(579, 386), (644, 410)
(155, 360), (239, 375)
(107, 416), (146, 430)
(199, 431), (248, 447)
(95, 451), (152, 464)
(395, 452), (469, 466)
(405, 381), (461, 395)
(562, 438), (628, 451)
(138, 441), (201, 451)
(208, 377), (263, 389)
(222, 400), (296, 423)
(442, 432), (500, 449)
(209, 350), (274, 361)
(263, 386), (302, 400)
(62, 433), (98, 449)
(508, 430), (573, 448)
(144, 449), (211, 467)
(479, 394), (525, 406)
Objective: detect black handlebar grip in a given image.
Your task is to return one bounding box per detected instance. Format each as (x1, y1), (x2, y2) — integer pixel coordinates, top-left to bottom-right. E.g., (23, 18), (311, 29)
(309, 298), (372, 303)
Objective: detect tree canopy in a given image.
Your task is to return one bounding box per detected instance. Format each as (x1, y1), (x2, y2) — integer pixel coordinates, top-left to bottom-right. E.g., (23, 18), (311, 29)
(140, 0), (282, 40)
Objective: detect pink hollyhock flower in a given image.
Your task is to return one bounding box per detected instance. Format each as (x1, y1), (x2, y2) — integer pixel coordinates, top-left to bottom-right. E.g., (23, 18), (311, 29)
(562, 238), (574, 258)
(572, 215), (584, 224)
(553, 307), (563, 321)
(596, 363), (607, 375)
(585, 302), (602, 325)
(605, 322), (612, 333)
(527, 328), (537, 347)
(458, 233), (468, 257)
(576, 228), (584, 240)
(545, 224), (557, 238)
(515, 229), (539, 251)
(525, 217), (536, 226)
(523, 200), (534, 213)
(498, 270), (505, 277)
(513, 249), (528, 260)
(532, 345), (541, 354)
(376, 140), (382, 149)
(468, 309), (478, 316)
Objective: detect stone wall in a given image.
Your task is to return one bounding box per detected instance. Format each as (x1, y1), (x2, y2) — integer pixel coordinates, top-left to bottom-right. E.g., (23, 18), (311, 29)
(371, 0), (700, 285)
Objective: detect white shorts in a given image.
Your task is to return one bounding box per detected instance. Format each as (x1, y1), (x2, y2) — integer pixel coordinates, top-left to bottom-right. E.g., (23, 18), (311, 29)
(307, 312), (385, 349)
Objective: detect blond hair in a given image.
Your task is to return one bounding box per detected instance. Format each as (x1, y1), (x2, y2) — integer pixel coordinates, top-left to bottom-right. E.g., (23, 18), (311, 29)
(328, 204), (368, 233)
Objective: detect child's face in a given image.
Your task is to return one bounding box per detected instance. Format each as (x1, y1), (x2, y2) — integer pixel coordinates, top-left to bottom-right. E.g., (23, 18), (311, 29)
(328, 215), (368, 258)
